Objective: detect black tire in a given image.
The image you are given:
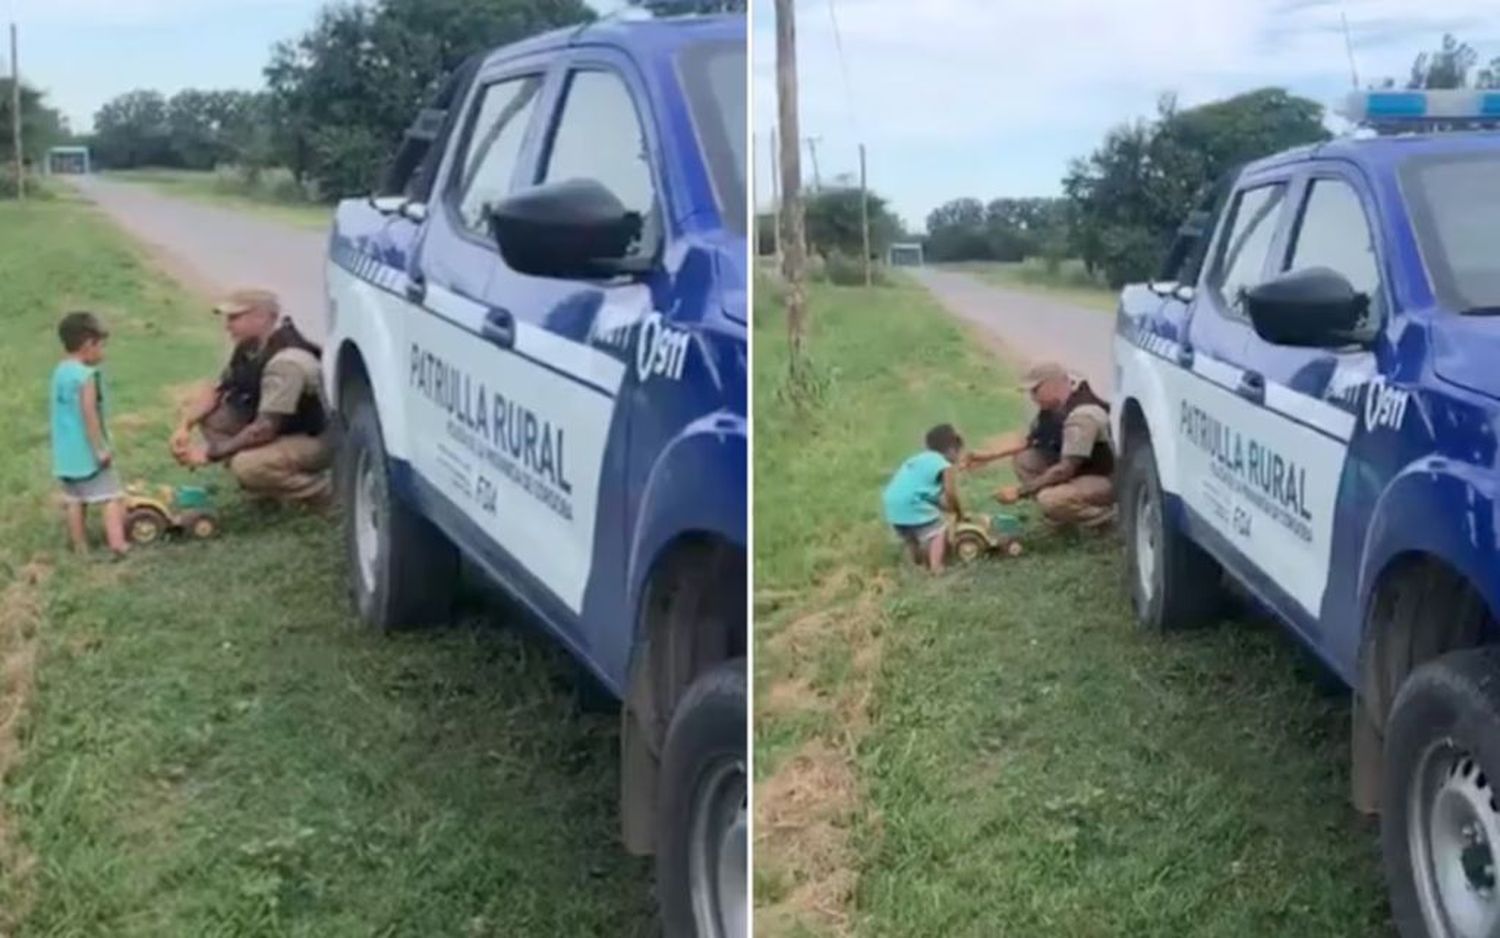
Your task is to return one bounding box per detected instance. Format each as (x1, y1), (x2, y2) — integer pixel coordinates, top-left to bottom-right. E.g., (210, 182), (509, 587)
(1382, 646), (1500, 938)
(1119, 431), (1223, 631)
(125, 507), (168, 545)
(952, 530), (989, 565)
(657, 659), (746, 938)
(339, 386), (458, 630)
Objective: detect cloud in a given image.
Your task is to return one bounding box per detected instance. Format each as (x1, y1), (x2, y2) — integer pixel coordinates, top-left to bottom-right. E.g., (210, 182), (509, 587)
(753, 0), (1500, 222)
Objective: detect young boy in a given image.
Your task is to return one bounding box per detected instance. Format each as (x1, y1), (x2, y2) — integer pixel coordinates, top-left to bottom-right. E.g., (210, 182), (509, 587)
(51, 311), (128, 557)
(881, 423), (965, 573)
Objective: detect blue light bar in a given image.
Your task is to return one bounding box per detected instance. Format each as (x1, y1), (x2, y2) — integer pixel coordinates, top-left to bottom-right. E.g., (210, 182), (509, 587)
(1340, 90), (1500, 129)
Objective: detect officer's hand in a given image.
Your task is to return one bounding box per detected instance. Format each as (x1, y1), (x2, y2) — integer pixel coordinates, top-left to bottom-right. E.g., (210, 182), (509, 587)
(995, 485), (1021, 505)
(95, 449), (112, 469)
(181, 444), (211, 468)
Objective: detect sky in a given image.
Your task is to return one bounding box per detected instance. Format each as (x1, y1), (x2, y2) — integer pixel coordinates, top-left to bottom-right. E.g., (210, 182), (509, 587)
(751, 0), (1500, 230)
(1, 0), (627, 135)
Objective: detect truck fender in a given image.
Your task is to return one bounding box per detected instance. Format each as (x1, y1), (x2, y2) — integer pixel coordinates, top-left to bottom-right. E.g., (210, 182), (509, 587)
(626, 409), (748, 623)
(1357, 458), (1500, 634)
(324, 266), (411, 462)
(1113, 331), (1182, 496)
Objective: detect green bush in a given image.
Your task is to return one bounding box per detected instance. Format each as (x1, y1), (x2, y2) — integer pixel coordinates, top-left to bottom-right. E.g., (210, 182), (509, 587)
(210, 164), (317, 205)
(823, 252), (890, 287)
(0, 170), (57, 200)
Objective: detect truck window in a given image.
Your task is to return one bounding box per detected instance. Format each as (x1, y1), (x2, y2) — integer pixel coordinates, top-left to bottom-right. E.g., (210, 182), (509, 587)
(678, 39), (746, 236)
(540, 69), (658, 259)
(1284, 177), (1384, 328)
(1210, 183), (1286, 315)
(454, 75), (544, 235)
(1401, 152), (1500, 314)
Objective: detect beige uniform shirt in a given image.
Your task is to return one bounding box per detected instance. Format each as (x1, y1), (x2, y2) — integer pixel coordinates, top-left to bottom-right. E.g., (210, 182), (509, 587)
(1060, 403), (1111, 462)
(257, 347), (324, 424)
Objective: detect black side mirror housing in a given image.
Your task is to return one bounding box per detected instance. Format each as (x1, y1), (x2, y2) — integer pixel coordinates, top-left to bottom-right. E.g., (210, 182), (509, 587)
(488, 178), (649, 280)
(1243, 266), (1370, 347)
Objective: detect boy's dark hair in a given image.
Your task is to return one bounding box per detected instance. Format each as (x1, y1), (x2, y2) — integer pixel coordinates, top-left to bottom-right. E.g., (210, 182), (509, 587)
(58, 311), (107, 352)
(925, 423), (963, 453)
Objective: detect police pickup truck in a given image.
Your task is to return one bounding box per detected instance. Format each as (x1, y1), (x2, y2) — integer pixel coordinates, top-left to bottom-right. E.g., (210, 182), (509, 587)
(1114, 90), (1500, 938)
(320, 12), (745, 938)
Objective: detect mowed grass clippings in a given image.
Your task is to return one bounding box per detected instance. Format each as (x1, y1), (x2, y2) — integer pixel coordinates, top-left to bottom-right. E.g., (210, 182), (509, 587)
(753, 274), (1391, 936)
(0, 198), (653, 936)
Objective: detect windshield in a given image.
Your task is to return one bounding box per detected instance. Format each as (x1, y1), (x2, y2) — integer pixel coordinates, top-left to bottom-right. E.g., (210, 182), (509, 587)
(678, 38), (746, 236)
(1402, 151), (1500, 312)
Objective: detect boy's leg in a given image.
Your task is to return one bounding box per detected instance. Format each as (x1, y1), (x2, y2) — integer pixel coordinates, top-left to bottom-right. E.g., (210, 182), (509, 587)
(65, 500), (87, 553)
(102, 497), (129, 554)
(926, 527), (947, 573)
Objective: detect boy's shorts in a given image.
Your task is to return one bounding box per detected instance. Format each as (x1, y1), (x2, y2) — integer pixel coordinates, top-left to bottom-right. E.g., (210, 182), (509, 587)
(892, 518), (945, 548)
(59, 466), (124, 504)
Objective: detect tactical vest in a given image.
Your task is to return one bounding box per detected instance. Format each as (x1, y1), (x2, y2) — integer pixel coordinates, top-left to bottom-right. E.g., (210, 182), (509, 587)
(1026, 381), (1114, 477)
(220, 321), (327, 437)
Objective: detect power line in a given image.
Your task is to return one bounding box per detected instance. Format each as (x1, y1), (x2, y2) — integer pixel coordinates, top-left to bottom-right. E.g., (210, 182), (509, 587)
(826, 0), (859, 137)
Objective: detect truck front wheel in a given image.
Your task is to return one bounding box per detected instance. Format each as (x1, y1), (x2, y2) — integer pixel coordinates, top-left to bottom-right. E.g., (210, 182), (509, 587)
(1383, 646), (1500, 938)
(657, 658), (746, 938)
(339, 388), (458, 630)
(1119, 432), (1224, 631)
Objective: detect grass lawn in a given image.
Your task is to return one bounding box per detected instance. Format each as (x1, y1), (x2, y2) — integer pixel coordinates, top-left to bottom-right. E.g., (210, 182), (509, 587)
(753, 277), (1390, 936)
(104, 169), (334, 231)
(0, 198), (652, 935)
(944, 258), (1118, 313)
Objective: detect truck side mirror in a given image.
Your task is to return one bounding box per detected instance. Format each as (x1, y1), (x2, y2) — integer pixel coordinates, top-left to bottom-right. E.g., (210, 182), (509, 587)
(1243, 266), (1370, 347)
(487, 178), (650, 280)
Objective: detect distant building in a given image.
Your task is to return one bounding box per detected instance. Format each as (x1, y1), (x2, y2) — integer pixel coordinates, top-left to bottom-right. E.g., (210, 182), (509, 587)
(45, 146), (90, 175)
(889, 242), (924, 267)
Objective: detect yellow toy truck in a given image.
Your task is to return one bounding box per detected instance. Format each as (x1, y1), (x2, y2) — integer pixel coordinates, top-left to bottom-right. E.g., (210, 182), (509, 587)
(124, 482), (219, 545)
(950, 512), (1024, 564)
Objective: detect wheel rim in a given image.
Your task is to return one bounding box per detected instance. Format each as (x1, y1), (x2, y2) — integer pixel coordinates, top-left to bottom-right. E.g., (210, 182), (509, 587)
(353, 447), (382, 593)
(130, 517), (160, 543)
(957, 537), (983, 562)
(688, 755), (747, 938)
(1410, 741), (1500, 938)
(193, 519), (215, 538)
(1133, 481), (1160, 604)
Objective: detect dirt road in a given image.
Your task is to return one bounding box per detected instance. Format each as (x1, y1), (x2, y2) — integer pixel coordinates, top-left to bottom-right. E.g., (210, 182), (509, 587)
(912, 267), (1116, 393)
(71, 175), (331, 345)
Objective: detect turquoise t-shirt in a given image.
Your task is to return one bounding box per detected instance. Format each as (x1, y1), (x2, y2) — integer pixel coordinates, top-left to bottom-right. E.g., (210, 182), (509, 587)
(882, 450), (951, 526)
(51, 359), (109, 481)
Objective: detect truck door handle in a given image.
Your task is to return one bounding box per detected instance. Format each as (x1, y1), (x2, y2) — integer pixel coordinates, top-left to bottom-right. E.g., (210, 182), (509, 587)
(1176, 343), (1195, 368)
(482, 307), (516, 348)
(1237, 370), (1265, 404)
(405, 271), (426, 304)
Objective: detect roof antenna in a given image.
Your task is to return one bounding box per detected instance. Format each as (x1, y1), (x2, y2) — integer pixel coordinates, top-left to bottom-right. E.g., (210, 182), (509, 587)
(1341, 9), (1361, 89)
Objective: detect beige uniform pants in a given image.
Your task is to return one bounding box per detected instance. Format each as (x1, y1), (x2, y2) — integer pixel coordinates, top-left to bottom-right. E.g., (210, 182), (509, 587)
(202, 405), (333, 503)
(1012, 447), (1115, 527)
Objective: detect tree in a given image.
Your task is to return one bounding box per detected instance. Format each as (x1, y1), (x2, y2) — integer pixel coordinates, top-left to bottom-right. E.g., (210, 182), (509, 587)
(266, 0), (594, 199)
(804, 186), (900, 261)
(0, 78), (66, 168)
(166, 89), (266, 170)
(1063, 88), (1329, 288)
(923, 197), (987, 262)
(1408, 34), (1477, 90)
(93, 90), (175, 169)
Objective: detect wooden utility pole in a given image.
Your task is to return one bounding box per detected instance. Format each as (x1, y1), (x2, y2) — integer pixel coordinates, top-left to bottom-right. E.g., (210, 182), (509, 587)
(774, 0), (808, 380)
(769, 127), (781, 268)
(859, 143), (871, 286)
(9, 22), (21, 200)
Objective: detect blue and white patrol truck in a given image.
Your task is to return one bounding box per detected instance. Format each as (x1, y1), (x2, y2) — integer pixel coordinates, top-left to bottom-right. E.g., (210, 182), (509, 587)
(319, 12), (745, 937)
(1113, 90), (1500, 938)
